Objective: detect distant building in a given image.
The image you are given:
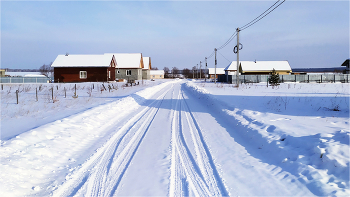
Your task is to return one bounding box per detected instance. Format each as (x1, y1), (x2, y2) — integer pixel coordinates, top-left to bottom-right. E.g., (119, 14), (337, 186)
(225, 61), (292, 75)
(150, 70), (164, 79)
(208, 68), (225, 79)
(341, 59), (349, 74)
(142, 57), (151, 80)
(106, 53), (144, 81)
(51, 54), (116, 83)
(0, 69), (5, 77)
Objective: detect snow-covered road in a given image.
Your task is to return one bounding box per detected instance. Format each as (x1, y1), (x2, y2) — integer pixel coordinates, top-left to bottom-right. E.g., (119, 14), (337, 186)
(1, 80), (348, 196)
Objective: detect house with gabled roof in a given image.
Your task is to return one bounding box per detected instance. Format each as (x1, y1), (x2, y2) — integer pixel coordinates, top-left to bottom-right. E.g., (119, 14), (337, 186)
(51, 54), (116, 83)
(106, 53), (144, 81)
(225, 61), (292, 75)
(142, 57), (151, 80)
(208, 68), (225, 80)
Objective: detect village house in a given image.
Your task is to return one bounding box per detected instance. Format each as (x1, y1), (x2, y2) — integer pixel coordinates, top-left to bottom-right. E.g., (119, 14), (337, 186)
(51, 54), (116, 83)
(106, 53), (144, 81)
(142, 57), (151, 80)
(208, 68), (225, 80)
(150, 70), (164, 79)
(225, 61), (292, 75)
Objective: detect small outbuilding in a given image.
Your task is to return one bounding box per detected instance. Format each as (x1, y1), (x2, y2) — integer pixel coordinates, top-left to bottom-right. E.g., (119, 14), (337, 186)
(142, 57), (152, 80)
(51, 54), (116, 83)
(106, 53), (144, 81)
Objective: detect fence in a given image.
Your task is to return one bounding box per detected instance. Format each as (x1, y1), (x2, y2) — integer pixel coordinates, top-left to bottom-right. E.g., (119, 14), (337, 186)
(218, 74), (350, 84)
(0, 77), (52, 83)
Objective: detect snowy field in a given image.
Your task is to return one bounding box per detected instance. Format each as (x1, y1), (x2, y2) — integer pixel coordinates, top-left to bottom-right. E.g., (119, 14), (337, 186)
(0, 79), (349, 196)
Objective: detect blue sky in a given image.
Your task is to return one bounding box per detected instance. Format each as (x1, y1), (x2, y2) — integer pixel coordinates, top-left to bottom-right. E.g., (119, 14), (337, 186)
(1, 0), (349, 70)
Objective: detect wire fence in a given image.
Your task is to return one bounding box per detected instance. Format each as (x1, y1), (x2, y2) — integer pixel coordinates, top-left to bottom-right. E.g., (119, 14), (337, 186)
(218, 74), (350, 84)
(0, 77), (52, 83)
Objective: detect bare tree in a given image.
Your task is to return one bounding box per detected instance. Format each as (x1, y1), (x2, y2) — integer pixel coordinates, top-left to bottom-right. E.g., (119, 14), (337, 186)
(182, 68), (191, 78)
(172, 67), (179, 78)
(163, 67), (170, 78)
(151, 67), (159, 70)
(39, 62), (53, 77)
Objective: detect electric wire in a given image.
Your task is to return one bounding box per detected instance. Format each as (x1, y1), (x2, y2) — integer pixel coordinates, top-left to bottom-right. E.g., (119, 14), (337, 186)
(217, 32), (237, 50)
(240, 0), (285, 31)
(199, 0), (285, 65)
(218, 51), (232, 63)
(240, 0), (281, 30)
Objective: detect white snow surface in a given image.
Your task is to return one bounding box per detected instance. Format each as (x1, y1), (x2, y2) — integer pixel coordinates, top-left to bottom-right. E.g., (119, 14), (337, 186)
(0, 79), (349, 196)
(51, 54), (114, 67)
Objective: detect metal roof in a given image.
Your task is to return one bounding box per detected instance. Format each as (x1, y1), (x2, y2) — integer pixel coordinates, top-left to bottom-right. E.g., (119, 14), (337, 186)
(51, 54), (114, 67)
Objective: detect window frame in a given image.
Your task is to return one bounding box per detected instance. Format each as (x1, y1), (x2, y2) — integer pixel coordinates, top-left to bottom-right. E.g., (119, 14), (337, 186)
(126, 70), (131, 76)
(80, 71), (87, 79)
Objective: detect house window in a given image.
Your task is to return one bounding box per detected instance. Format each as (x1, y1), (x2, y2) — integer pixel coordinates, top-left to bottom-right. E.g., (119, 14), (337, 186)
(109, 71), (111, 78)
(80, 71), (87, 79)
(117, 70), (120, 74)
(126, 70), (131, 76)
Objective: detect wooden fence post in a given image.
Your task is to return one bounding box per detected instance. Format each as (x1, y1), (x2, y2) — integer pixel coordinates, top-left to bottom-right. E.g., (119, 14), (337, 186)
(51, 88), (54, 101)
(16, 90), (19, 104)
(36, 88), (38, 101)
(64, 87), (66, 98)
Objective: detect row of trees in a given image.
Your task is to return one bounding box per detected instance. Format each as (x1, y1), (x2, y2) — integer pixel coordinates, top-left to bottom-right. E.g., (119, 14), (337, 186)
(163, 67), (207, 79)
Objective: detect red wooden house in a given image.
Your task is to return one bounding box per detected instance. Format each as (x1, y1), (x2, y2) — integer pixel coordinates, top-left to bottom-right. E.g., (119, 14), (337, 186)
(51, 54), (116, 83)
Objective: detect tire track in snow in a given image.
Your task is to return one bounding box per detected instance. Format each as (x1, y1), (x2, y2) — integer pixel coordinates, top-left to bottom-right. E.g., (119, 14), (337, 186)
(54, 84), (173, 197)
(169, 86), (228, 196)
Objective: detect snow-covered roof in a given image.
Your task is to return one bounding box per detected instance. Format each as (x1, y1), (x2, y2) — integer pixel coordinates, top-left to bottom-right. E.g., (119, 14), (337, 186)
(150, 70), (164, 75)
(225, 61), (239, 71)
(225, 61), (292, 72)
(106, 53), (143, 69)
(208, 68), (225, 75)
(142, 57), (151, 70)
(51, 54), (115, 67)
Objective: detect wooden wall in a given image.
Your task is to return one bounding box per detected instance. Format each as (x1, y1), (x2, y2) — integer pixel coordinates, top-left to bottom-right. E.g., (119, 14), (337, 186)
(54, 67), (115, 83)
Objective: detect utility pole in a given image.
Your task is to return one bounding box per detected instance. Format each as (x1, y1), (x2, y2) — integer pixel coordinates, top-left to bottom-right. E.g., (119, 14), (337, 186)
(214, 48), (217, 84)
(236, 28), (240, 87)
(199, 61), (202, 80)
(205, 57), (207, 82)
(193, 67), (194, 79)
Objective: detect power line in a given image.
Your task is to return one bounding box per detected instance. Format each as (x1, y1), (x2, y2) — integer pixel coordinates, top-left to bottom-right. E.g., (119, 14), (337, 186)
(218, 51), (231, 63)
(240, 0), (285, 31)
(240, 0), (281, 30)
(217, 32), (237, 51)
(200, 0), (285, 66)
